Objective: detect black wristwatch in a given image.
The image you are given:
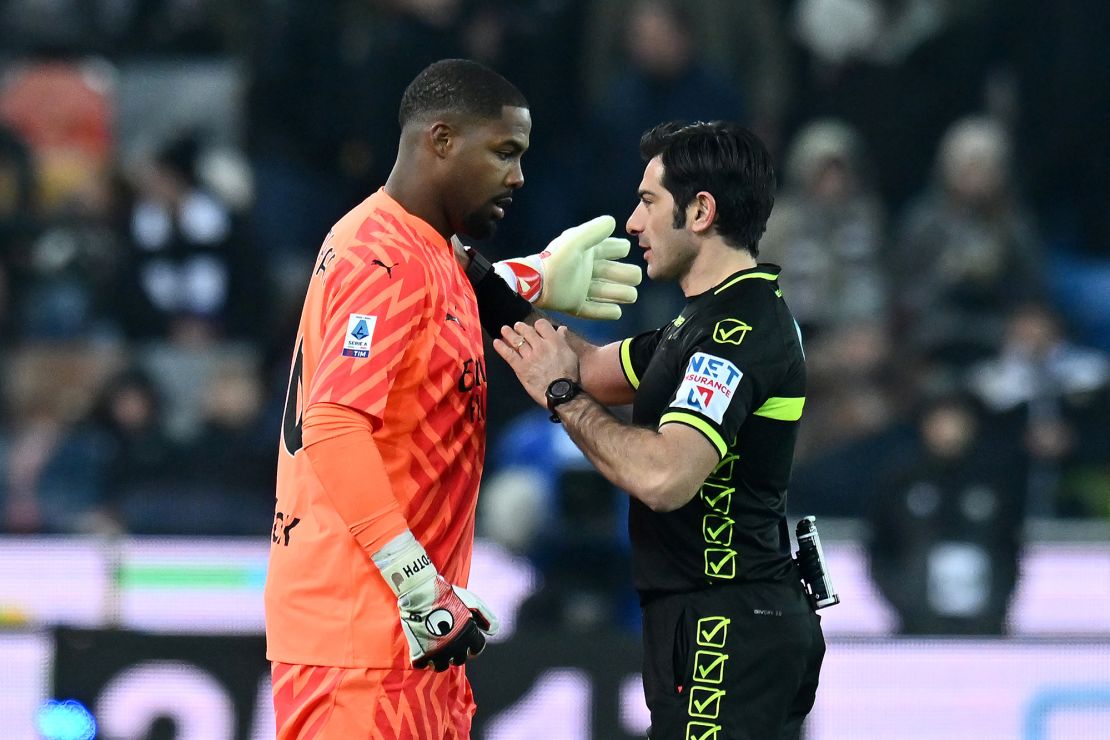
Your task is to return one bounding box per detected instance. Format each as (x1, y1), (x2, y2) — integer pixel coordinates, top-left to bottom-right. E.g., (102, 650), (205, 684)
(545, 378), (582, 422)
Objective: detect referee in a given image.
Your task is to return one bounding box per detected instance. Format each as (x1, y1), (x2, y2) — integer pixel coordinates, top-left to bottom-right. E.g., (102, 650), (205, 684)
(493, 121), (826, 739)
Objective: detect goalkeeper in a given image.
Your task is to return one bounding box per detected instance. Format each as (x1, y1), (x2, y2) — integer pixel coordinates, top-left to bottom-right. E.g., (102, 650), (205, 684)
(264, 58), (641, 740)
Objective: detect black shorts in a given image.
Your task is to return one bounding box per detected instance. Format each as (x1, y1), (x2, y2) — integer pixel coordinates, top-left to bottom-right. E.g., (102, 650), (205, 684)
(640, 579), (825, 740)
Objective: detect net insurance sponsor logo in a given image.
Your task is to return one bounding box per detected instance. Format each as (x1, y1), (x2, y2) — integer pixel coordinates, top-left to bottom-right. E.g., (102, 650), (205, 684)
(672, 352), (742, 425)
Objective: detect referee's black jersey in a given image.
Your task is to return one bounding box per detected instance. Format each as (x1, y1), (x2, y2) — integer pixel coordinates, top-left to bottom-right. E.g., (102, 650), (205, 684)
(618, 264), (805, 594)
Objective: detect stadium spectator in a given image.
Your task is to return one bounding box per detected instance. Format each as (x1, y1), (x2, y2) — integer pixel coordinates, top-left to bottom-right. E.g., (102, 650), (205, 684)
(0, 122), (34, 228)
(170, 364), (274, 534)
(787, 0), (999, 209)
(0, 261), (8, 342)
(105, 361), (272, 536)
(586, 0), (749, 333)
(454, 1), (593, 264)
(967, 302), (1110, 517)
(8, 168), (129, 342)
(761, 118), (887, 339)
(0, 403), (112, 534)
(0, 0), (246, 57)
(84, 368), (181, 534)
(998, 0), (1110, 259)
(891, 115), (1042, 368)
(0, 60), (114, 214)
(0, 350), (128, 534)
(117, 131), (261, 343)
(581, 0), (789, 151)
(869, 391), (1026, 634)
(752, 118), (896, 467)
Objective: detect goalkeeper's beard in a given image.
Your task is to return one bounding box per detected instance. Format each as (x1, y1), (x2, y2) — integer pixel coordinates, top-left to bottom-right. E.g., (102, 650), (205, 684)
(461, 205), (501, 240)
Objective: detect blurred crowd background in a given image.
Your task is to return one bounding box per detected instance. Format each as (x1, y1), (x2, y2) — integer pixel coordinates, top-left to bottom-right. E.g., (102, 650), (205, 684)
(1, 0), (1108, 639)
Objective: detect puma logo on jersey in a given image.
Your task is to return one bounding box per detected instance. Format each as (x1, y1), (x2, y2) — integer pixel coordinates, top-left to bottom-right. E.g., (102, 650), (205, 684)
(371, 259), (398, 277)
(445, 313), (462, 325)
(315, 246), (336, 275)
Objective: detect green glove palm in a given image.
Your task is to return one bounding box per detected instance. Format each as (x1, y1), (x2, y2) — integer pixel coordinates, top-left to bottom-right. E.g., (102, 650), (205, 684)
(494, 216), (642, 320)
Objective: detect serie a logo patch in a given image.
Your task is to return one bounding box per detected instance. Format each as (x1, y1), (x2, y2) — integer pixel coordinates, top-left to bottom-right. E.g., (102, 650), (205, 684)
(342, 314), (377, 357)
(671, 352), (743, 424)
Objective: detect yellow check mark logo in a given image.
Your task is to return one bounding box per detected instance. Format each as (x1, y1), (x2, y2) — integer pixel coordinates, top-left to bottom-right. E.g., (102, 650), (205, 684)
(713, 319), (752, 346)
(696, 617), (730, 647)
(700, 483), (733, 514)
(702, 516), (733, 546)
(704, 549), (737, 580)
(693, 650), (728, 684)
(686, 722), (722, 740)
(708, 453), (738, 482)
(688, 686), (726, 719)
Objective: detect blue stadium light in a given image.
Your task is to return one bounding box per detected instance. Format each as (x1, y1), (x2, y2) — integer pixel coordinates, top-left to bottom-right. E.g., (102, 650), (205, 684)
(35, 699), (97, 740)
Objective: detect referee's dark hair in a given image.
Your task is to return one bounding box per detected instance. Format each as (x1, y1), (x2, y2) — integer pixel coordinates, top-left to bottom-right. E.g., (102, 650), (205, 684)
(640, 121), (776, 257)
(400, 59), (529, 128)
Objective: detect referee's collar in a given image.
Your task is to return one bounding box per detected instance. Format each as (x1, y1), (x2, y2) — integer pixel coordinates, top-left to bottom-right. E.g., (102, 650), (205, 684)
(693, 263), (782, 300)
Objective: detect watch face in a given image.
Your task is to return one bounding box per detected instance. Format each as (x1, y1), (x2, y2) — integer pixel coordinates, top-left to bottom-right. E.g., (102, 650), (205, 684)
(550, 379), (573, 397)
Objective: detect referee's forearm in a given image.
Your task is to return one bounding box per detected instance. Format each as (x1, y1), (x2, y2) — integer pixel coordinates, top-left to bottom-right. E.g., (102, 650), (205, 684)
(555, 395), (684, 511)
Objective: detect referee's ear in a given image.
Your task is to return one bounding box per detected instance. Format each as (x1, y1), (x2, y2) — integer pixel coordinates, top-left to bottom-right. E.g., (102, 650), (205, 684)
(688, 191), (717, 235)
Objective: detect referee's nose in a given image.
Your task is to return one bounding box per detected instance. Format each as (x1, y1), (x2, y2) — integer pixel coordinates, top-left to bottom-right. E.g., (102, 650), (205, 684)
(626, 202), (646, 238)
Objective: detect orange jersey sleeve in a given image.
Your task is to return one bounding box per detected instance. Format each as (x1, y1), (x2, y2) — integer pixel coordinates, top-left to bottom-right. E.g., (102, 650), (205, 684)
(308, 233), (428, 420)
(302, 403), (408, 555)
(265, 190), (488, 669)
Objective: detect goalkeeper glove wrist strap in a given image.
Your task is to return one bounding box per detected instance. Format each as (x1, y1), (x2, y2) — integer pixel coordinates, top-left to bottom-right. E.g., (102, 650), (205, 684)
(372, 530), (436, 598)
(463, 247), (533, 336)
(491, 257), (543, 303)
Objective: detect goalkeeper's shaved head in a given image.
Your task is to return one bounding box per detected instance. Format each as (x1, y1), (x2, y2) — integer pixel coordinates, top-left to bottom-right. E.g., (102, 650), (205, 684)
(400, 59), (529, 128)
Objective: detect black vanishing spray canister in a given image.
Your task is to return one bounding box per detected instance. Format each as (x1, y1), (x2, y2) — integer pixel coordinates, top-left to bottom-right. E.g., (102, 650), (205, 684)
(795, 516), (840, 609)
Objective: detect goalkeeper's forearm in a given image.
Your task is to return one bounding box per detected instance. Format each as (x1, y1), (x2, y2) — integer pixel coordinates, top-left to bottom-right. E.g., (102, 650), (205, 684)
(302, 404), (498, 670)
(302, 403), (410, 554)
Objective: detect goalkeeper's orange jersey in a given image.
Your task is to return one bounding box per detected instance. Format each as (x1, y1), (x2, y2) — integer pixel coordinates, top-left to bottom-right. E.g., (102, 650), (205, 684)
(265, 189), (487, 668)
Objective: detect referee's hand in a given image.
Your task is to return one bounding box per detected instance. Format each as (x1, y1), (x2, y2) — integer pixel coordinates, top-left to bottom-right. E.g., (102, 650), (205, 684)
(493, 320), (580, 409)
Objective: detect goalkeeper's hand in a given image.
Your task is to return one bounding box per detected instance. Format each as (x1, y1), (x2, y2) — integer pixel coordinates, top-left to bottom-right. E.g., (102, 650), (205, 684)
(372, 531), (498, 672)
(493, 216), (642, 320)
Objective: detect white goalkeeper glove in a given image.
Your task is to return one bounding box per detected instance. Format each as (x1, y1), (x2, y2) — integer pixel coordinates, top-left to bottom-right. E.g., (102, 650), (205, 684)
(493, 216), (642, 320)
(372, 530), (498, 671)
